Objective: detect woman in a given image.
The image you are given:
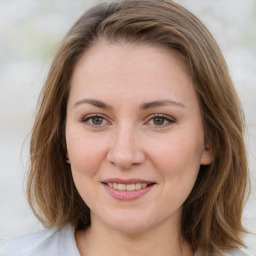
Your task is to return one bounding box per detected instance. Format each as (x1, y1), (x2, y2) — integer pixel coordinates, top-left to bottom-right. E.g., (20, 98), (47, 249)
(0, 0), (250, 255)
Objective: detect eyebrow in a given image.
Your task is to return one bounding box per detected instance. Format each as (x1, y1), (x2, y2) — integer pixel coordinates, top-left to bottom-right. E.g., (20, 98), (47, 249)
(74, 99), (112, 109)
(73, 98), (185, 110)
(140, 100), (185, 109)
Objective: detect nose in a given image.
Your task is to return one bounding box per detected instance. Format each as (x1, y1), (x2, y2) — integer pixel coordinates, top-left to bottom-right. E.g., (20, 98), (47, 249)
(106, 124), (146, 169)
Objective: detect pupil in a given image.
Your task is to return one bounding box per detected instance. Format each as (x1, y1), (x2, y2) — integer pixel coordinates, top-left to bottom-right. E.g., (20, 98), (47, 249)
(154, 117), (164, 125)
(92, 117), (103, 125)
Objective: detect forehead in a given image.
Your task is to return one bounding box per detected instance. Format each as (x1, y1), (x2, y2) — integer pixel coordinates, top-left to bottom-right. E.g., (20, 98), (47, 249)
(75, 40), (188, 76)
(69, 41), (197, 109)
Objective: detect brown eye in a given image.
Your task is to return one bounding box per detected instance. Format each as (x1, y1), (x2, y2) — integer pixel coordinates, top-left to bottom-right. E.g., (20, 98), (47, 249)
(92, 116), (104, 125)
(153, 117), (165, 125)
(82, 114), (108, 128)
(147, 114), (175, 127)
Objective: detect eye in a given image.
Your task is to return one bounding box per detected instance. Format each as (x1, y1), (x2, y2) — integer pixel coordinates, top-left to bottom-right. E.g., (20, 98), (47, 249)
(146, 114), (175, 127)
(82, 114), (109, 128)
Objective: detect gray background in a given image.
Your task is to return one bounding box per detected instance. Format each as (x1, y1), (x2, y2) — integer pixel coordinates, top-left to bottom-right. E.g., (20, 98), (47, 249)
(0, 0), (255, 254)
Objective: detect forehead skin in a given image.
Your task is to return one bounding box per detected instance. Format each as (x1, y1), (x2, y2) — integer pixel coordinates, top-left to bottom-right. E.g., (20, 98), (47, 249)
(68, 41), (199, 116)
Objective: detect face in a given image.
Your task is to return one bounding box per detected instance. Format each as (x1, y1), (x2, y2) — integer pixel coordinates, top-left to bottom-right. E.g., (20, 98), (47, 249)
(66, 41), (212, 234)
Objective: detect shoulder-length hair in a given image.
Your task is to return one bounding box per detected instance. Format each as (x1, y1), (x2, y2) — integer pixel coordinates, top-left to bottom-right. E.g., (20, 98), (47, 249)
(27, 0), (249, 254)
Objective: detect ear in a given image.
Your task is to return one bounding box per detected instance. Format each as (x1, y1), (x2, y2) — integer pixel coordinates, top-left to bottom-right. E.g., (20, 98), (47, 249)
(200, 143), (213, 165)
(66, 153), (71, 164)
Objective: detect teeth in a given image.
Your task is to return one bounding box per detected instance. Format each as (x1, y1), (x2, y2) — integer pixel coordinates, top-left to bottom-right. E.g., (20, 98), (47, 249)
(107, 183), (149, 191)
(127, 184), (135, 191)
(142, 183), (147, 188)
(117, 184), (126, 191)
(135, 183), (141, 190)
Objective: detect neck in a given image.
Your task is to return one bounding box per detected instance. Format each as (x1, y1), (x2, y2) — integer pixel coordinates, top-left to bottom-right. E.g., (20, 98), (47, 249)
(76, 213), (194, 256)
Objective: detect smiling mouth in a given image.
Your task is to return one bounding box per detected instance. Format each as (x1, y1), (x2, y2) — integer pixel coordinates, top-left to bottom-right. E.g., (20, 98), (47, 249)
(103, 182), (155, 191)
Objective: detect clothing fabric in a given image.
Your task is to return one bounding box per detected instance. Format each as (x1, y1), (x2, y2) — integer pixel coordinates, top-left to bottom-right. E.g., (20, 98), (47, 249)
(0, 224), (251, 256)
(0, 225), (79, 256)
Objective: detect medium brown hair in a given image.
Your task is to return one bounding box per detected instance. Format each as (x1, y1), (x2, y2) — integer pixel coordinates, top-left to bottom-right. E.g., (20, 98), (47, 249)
(27, 0), (249, 254)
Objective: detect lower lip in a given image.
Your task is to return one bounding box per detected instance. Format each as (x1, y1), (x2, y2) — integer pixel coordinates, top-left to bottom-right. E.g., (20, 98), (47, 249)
(103, 183), (155, 200)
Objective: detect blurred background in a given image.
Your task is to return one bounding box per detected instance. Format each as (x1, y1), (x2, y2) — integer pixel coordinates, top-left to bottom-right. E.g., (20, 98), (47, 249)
(0, 0), (255, 254)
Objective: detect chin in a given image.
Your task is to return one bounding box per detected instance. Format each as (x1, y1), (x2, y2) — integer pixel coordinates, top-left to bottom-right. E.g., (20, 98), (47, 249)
(110, 221), (150, 234)
(100, 212), (158, 234)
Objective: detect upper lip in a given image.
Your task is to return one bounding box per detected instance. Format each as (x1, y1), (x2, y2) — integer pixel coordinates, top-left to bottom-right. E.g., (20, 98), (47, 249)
(102, 178), (156, 185)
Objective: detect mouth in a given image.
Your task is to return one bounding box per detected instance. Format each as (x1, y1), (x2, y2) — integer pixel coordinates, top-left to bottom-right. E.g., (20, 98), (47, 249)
(101, 178), (156, 200)
(102, 182), (155, 191)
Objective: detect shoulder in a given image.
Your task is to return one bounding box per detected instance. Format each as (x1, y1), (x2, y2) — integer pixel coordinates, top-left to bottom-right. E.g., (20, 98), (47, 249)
(195, 249), (252, 256)
(0, 224), (80, 256)
(223, 249), (252, 256)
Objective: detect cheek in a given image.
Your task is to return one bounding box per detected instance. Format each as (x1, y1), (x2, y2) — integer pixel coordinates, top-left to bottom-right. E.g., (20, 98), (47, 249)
(153, 136), (202, 205)
(149, 133), (203, 178)
(66, 129), (107, 177)
(66, 132), (108, 207)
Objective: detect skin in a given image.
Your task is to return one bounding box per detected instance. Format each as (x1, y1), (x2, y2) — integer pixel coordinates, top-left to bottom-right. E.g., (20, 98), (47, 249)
(65, 41), (212, 256)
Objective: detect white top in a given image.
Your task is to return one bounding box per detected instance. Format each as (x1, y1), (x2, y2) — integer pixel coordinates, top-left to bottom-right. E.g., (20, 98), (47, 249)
(0, 224), (251, 256)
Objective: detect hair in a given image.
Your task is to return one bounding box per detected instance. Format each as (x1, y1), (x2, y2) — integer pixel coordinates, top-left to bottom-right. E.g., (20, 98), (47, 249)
(27, 0), (249, 254)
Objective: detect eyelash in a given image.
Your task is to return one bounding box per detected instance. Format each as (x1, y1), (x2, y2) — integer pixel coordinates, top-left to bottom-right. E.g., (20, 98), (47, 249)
(81, 114), (109, 128)
(146, 114), (175, 127)
(81, 114), (175, 128)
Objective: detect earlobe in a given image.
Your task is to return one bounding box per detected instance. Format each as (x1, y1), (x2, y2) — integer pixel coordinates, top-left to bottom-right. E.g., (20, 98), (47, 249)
(200, 144), (213, 165)
(66, 153), (71, 164)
